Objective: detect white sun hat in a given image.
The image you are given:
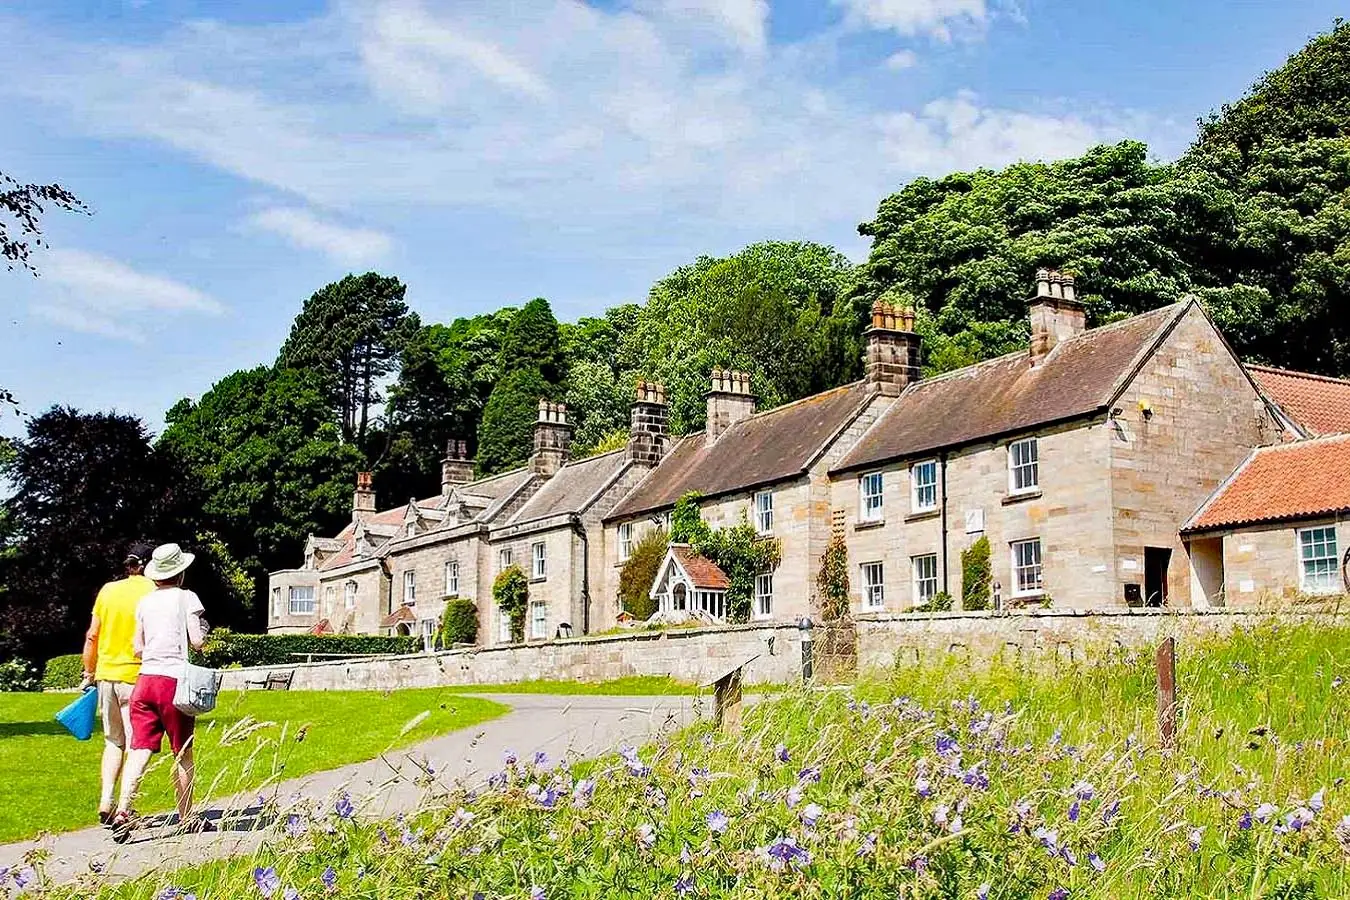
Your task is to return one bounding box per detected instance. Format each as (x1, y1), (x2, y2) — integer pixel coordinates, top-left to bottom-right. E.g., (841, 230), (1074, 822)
(144, 543), (195, 581)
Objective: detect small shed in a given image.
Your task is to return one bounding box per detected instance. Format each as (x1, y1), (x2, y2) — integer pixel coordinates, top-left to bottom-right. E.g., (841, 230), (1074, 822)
(650, 544), (730, 621)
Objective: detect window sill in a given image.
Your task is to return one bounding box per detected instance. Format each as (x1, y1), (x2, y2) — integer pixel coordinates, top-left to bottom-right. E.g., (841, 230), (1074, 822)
(854, 518), (886, 531)
(904, 509), (939, 523)
(1002, 490), (1042, 505)
(1010, 592), (1046, 604)
(530, 576), (548, 584)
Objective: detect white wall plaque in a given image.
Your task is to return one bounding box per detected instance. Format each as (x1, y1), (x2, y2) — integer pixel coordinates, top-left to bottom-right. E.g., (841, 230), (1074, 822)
(964, 509), (984, 534)
(1239, 579), (1255, 593)
(1121, 558), (1139, 571)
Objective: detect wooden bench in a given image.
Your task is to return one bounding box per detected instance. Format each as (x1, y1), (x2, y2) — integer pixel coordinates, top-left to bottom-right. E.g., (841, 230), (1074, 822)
(698, 654), (758, 733)
(243, 669), (295, 691)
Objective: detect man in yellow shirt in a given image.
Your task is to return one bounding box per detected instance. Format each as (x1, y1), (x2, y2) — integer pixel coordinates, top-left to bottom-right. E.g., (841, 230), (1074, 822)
(81, 543), (156, 825)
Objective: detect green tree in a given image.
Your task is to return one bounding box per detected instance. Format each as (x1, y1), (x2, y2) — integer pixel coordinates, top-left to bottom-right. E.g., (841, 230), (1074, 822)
(961, 536), (992, 611)
(492, 566), (530, 643)
(440, 598), (478, 647)
(475, 367), (553, 476)
(277, 273), (419, 444)
(499, 297), (564, 383)
(618, 528), (668, 620)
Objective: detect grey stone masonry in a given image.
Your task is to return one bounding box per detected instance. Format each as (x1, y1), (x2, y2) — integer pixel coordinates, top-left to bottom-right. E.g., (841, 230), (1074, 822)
(531, 401), (573, 477)
(352, 471), (376, 525)
(441, 439), (474, 491)
(706, 368), (755, 443)
(864, 302), (920, 396)
(627, 380), (669, 466)
(1029, 269), (1086, 361)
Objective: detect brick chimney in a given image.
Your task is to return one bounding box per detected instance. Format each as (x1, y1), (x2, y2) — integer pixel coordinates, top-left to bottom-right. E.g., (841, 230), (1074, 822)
(531, 400), (573, 477)
(352, 471), (376, 525)
(706, 368), (755, 445)
(1029, 268), (1086, 362)
(627, 380), (669, 467)
(863, 300), (921, 396)
(441, 439), (474, 493)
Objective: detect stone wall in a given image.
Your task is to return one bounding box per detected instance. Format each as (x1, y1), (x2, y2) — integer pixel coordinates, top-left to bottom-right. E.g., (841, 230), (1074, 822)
(222, 608), (1341, 693)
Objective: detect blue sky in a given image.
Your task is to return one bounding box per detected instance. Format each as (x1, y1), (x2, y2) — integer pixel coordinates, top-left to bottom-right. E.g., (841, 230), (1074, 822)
(0, 0), (1342, 437)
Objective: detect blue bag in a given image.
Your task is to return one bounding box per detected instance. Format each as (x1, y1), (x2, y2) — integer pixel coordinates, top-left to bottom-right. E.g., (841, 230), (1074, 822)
(55, 687), (98, 741)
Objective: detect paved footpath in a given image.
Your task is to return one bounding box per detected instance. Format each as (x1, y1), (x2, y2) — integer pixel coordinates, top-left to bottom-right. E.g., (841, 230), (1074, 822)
(0, 693), (702, 887)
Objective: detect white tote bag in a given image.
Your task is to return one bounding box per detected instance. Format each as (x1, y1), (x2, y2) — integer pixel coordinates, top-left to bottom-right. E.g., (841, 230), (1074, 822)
(173, 592), (219, 716)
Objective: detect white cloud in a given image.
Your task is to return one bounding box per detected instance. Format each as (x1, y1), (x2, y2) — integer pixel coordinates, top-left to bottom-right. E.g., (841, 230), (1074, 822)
(248, 207), (393, 264)
(31, 249), (223, 342)
(835, 0), (987, 41)
(885, 49), (919, 69)
(649, 0), (770, 55)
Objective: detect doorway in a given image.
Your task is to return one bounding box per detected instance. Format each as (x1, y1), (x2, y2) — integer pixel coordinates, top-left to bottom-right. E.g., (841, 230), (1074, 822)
(1145, 547), (1172, 607)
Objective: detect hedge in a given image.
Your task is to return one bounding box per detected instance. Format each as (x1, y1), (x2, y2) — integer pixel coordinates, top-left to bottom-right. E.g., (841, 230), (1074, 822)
(42, 654), (84, 690)
(197, 630), (422, 668)
(440, 598), (478, 647)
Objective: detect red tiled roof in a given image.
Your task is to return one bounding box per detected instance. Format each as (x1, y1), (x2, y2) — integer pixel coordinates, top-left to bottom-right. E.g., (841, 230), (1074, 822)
(671, 546), (729, 590)
(833, 303), (1189, 472)
(1248, 364), (1350, 437)
(607, 382), (871, 519)
(1183, 434), (1350, 531)
(379, 605), (417, 629)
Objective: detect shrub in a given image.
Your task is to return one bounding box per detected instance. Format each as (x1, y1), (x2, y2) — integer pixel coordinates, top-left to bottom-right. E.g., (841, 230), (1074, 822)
(669, 491), (711, 544)
(618, 528), (668, 620)
(0, 659), (39, 692)
(493, 566), (530, 643)
(42, 654), (84, 690)
(914, 591), (953, 613)
(197, 630), (421, 668)
(817, 534), (851, 622)
(961, 535), (992, 610)
(440, 598), (479, 647)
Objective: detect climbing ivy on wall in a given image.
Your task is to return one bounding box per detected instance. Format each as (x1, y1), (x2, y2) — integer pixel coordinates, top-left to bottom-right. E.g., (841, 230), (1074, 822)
(493, 565), (530, 642)
(669, 492), (781, 624)
(817, 534), (851, 622)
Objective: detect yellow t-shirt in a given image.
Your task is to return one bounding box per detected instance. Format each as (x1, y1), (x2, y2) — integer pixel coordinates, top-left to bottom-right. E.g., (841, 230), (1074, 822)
(93, 575), (154, 683)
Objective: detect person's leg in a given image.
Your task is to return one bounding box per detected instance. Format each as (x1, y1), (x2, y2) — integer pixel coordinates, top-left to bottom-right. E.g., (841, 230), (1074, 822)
(166, 703), (197, 823)
(116, 749), (153, 814)
(97, 682), (126, 817)
(118, 678), (163, 816)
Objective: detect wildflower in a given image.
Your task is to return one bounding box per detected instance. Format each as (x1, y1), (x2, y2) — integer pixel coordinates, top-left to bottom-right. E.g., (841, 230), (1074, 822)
(321, 868), (337, 893)
(283, 889), (300, 900)
(775, 743), (790, 763)
(909, 855), (927, 874)
(680, 844), (692, 865)
(533, 750), (548, 767)
(1188, 827), (1203, 851)
(977, 884), (990, 900)
(488, 771), (508, 791)
(1033, 826), (1059, 856)
(1335, 814), (1350, 848)
(1089, 853), (1105, 873)
(707, 810), (729, 834)
(284, 813), (305, 838)
(334, 794), (355, 820)
(1285, 807), (1315, 832)
(786, 784), (804, 808)
(950, 815), (964, 835)
(1068, 801), (1080, 823)
(535, 786), (561, 809)
(1333, 676), (1344, 689)
(530, 887), (545, 900)
(798, 765), (821, 783)
(858, 832), (878, 857)
(963, 765), (989, 791)
(1253, 802), (1277, 823)
(1101, 800), (1120, 825)
(451, 807), (475, 829)
(1049, 728), (1062, 748)
(401, 826), (419, 846)
(572, 778), (595, 807)
(674, 874), (694, 896)
(254, 867), (281, 899)
(504, 750), (518, 766)
(158, 890), (196, 900)
(758, 835), (811, 871)
(936, 733), (960, 757)
(801, 803), (824, 828)
(915, 777), (932, 798)
(637, 822), (657, 848)
(1071, 781), (1095, 801)
(1060, 845), (1077, 867)
(1238, 811), (1253, 830)
(1048, 889), (1069, 900)
(933, 804), (950, 827)
(1310, 789), (1325, 813)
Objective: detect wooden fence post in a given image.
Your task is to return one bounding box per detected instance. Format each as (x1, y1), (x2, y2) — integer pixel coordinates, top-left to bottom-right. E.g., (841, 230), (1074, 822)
(1156, 637), (1177, 751)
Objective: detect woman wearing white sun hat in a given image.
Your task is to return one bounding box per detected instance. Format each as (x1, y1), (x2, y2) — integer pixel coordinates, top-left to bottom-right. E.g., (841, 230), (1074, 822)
(109, 543), (212, 833)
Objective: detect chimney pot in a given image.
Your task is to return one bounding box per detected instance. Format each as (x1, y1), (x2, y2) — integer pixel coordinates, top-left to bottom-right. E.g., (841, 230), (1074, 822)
(1028, 269), (1086, 362)
(628, 377), (670, 466)
(353, 471), (377, 524)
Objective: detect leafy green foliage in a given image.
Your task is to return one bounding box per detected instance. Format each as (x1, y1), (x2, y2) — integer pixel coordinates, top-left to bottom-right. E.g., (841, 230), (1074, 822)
(669, 492), (711, 544)
(492, 566), (530, 643)
(817, 534), (851, 622)
(669, 493), (780, 623)
(499, 297), (564, 383)
(618, 527), (668, 620)
(41, 654), (82, 690)
(439, 598), (478, 647)
(0, 659), (38, 692)
(961, 536), (992, 611)
(913, 590), (953, 613)
(277, 273), (419, 444)
(196, 631), (420, 668)
(475, 367), (553, 476)
(1, 168), (87, 274)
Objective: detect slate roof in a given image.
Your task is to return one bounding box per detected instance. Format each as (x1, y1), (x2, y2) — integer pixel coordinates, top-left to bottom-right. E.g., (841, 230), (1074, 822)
(671, 545), (729, 590)
(1248, 365), (1350, 437)
(606, 382), (871, 520)
(508, 450), (629, 525)
(1183, 433), (1350, 532)
(832, 302), (1190, 473)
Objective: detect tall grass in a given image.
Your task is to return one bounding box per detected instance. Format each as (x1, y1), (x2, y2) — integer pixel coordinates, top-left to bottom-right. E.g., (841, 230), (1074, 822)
(26, 621), (1350, 899)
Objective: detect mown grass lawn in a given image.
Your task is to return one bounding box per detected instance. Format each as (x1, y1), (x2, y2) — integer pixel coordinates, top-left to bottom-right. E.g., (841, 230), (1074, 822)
(70, 619), (1350, 900)
(0, 689), (506, 843)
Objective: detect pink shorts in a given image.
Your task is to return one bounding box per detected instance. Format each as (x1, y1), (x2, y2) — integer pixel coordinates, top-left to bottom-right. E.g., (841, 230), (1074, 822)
(129, 674), (195, 755)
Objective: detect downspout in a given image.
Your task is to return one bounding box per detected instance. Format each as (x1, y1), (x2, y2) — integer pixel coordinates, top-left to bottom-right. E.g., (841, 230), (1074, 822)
(940, 453), (950, 598)
(570, 514), (590, 635)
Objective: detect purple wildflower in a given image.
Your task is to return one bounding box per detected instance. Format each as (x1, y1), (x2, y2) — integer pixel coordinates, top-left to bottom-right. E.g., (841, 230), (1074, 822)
(786, 784), (804, 808)
(908, 855), (927, 874)
(535, 786), (560, 809)
(1309, 789), (1325, 813)
(1048, 889), (1069, 900)
(1071, 781), (1095, 801)
(637, 823), (657, 848)
(401, 826), (419, 846)
(530, 887), (545, 900)
(1068, 801), (1080, 823)
(977, 884), (991, 900)
(707, 810), (729, 834)
(254, 867), (281, 899)
(680, 844), (692, 865)
(572, 778), (595, 807)
(1188, 827), (1203, 852)
(858, 832), (877, 857)
(1089, 853), (1105, 873)
(1335, 814), (1350, 848)
(798, 765), (821, 783)
(158, 890), (196, 900)
(321, 867), (337, 893)
(1101, 800), (1120, 824)
(1238, 811), (1253, 830)
(1286, 808), (1315, 832)
(758, 835), (811, 871)
(775, 743), (790, 763)
(915, 777), (932, 798)
(283, 889), (300, 900)
(801, 803), (824, 828)
(962, 765), (989, 791)
(533, 750), (548, 767)
(1253, 803), (1278, 823)
(1060, 845), (1077, 867)
(284, 813), (305, 838)
(504, 750), (518, 766)
(334, 794), (354, 820)
(936, 733), (960, 757)
(674, 874), (694, 896)
(488, 771), (508, 791)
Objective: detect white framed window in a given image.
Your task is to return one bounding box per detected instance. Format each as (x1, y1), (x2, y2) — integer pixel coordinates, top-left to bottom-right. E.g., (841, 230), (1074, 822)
(754, 572), (773, 619)
(403, 570), (416, 606)
(288, 586), (315, 615)
(695, 590), (725, 620)
(754, 491), (774, 534)
(861, 562), (885, 609)
(406, 521), (416, 537)
(324, 585), (335, 614)
(912, 554), (938, 606)
(271, 587), (281, 619)
(499, 547), (513, 572)
(530, 600), (547, 639)
(618, 523), (635, 562)
(532, 541), (547, 580)
(1008, 438), (1040, 494)
(498, 608), (512, 643)
(860, 472), (884, 521)
(445, 560), (460, 597)
(1011, 538), (1044, 596)
(344, 581), (357, 610)
(1299, 527), (1340, 593)
(911, 460), (938, 512)
(420, 618), (436, 651)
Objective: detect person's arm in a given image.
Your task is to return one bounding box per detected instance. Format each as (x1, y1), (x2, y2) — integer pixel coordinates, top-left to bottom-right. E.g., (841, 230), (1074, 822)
(80, 614), (101, 689)
(133, 604), (145, 658)
(186, 593), (208, 651)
